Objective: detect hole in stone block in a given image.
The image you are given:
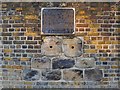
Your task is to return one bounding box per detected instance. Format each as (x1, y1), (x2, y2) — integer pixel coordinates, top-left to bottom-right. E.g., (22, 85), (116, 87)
(71, 46), (74, 49)
(50, 46), (53, 48)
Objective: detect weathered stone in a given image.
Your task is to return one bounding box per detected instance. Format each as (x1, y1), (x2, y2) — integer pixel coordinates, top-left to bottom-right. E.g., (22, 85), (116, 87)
(41, 37), (62, 56)
(63, 69), (83, 81)
(75, 57), (95, 68)
(85, 69), (103, 81)
(42, 70), (61, 80)
(31, 56), (51, 69)
(62, 37), (82, 57)
(23, 69), (40, 81)
(52, 58), (75, 69)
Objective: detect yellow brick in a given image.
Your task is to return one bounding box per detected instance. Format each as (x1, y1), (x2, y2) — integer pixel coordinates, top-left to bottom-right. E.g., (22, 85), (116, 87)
(86, 20), (92, 24)
(4, 57), (12, 61)
(91, 40), (98, 44)
(24, 82), (32, 85)
(90, 7), (97, 10)
(84, 37), (90, 41)
(3, 49), (12, 53)
(97, 45), (102, 49)
(98, 41), (105, 44)
(16, 7), (23, 11)
(26, 86), (32, 88)
(100, 58), (107, 61)
(89, 24), (100, 28)
(2, 16), (10, 20)
(24, 15), (38, 20)
(110, 74), (116, 77)
(76, 15), (89, 19)
(78, 10), (85, 15)
(88, 32), (99, 36)
(25, 32), (37, 36)
(5, 65), (12, 68)
(0, 28), (2, 32)
(111, 41), (118, 44)
(111, 66), (120, 69)
(105, 41), (111, 44)
(12, 65), (23, 69)
(12, 16), (21, 20)
(2, 4), (7, 7)
(84, 49), (97, 53)
(20, 58), (30, 61)
(102, 78), (109, 81)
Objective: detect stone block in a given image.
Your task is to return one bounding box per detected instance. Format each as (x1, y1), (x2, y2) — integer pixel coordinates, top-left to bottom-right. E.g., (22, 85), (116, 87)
(42, 70), (61, 80)
(52, 58), (75, 69)
(63, 69), (83, 81)
(85, 69), (103, 81)
(41, 37), (62, 56)
(62, 37), (82, 57)
(31, 56), (51, 69)
(23, 69), (40, 81)
(75, 57), (95, 68)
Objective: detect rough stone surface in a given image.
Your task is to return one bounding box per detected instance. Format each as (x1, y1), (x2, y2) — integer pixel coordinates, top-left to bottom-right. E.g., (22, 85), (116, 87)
(75, 57), (95, 68)
(31, 56), (51, 69)
(85, 69), (103, 81)
(62, 37), (82, 57)
(52, 58), (75, 69)
(23, 69), (40, 81)
(63, 69), (83, 81)
(42, 70), (61, 80)
(41, 37), (62, 56)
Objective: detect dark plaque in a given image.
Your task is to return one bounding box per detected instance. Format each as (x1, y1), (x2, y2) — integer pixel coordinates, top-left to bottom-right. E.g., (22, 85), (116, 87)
(41, 8), (75, 35)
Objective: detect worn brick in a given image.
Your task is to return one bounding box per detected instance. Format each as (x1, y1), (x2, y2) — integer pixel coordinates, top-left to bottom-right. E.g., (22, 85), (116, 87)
(2, 33), (12, 36)
(3, 41), (12, 44)
(76, 24), (88, 27)
(101, 24), (112, 28)
(26, 41), (37, 44)
(13, 41), (24, 44)
(26, 50), (37, 53)
(2, 24), (11, 28)
(101, 33), (111, 36)
(14, 49), (25, 53)
(13, 32), (24, 36)
(13, 24), (24, 27)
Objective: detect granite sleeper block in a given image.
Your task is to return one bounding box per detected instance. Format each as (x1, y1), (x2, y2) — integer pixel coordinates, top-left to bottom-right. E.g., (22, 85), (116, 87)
(63, 69), (83, 81)
(23, 69), (40, 81)
(75, 57), (95, 68)
(52, 58), (75, 69)
(42, 70), (61, 80)
(85, 69), (103, 81)
(31, 56), (51, 69)
(62, 37), (82, 57)
(41, 36), (62, 56)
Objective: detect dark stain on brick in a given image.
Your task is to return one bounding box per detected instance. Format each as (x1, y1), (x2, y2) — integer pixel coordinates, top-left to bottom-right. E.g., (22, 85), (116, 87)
(52, 59), (75, 69)
(42, 70), (61, 80)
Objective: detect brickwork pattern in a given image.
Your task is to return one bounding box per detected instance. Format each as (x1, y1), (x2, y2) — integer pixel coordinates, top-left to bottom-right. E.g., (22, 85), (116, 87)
(0, 2), (120, 88)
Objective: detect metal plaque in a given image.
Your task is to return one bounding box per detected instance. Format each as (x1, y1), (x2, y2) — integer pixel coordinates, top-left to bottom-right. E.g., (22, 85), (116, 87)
(41, 8), (75, 35)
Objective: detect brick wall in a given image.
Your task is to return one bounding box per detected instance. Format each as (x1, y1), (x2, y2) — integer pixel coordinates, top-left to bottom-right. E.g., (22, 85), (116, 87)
(0, 2), (120, 88)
